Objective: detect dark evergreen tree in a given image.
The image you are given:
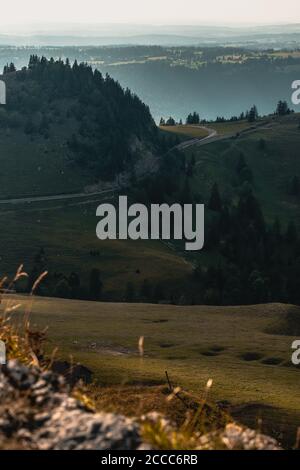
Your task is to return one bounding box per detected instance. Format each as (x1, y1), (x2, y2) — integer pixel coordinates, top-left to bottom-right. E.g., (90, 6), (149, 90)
(3, 62), (16, 74)
(289, 176), (299, 197)
(247, 105), (258, 122)
(69, 272), (81, 299)
(285, 221), (298, 244)
(165, 116), (176, 126)
(140, 279), (152, 300)
(208, 183), (222, 211)
(186, 111), (200, 125)
(125, 281), (135, 302)
(27, 247), (48, 294)
(54, 278), (72, 298)
(89, 268), (103, 300)
(276, 100), (291, 116)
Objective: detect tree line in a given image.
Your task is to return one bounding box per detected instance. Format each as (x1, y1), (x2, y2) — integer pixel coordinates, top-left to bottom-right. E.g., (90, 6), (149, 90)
(159, 100), (293, 128)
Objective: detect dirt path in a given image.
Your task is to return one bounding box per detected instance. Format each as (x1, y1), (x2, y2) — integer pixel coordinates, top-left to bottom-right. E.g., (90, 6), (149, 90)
(175, 120), (276, 152)
(175, 126), (218, 150)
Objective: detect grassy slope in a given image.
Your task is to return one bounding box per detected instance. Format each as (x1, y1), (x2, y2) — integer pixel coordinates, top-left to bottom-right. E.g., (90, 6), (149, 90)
(184, 114), (300, 227)
(160, 119), (261, 139)
(4, 294), (300, 416)
(159, 125), (209, 139)
(0, 196), (192, 297)
(0, 121), (92, 198)
(208, 120), (258, 135)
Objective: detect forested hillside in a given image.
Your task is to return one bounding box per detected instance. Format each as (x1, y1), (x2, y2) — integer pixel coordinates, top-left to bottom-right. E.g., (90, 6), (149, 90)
(134, 115), (300, 306)
(0, 56), (166, 195)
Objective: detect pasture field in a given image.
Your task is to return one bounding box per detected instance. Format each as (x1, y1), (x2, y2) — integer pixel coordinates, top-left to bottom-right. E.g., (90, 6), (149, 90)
(159, 125), (209, 139)
(160, 120), (264, 140)
(208, 120), (262, 135)
(3, 294), (300, 441)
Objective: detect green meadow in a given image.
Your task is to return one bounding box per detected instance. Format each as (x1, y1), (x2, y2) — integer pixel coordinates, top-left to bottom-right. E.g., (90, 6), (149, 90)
(3, 294), (300, 445)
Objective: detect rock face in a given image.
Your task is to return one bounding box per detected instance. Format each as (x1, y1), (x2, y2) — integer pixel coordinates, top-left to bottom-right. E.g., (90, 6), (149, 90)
(0, 360), (282, 451)
(198, 423), (281, 450)
(0, 360), (140, 450)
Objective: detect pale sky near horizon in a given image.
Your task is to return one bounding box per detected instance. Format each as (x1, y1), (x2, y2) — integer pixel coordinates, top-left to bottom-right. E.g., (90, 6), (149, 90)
(0, 0), (299, 28)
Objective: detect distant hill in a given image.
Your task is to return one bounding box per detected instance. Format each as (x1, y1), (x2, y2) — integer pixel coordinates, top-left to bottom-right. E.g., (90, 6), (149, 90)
(1, 46), (300, 122)
(1, 23), (300, 46)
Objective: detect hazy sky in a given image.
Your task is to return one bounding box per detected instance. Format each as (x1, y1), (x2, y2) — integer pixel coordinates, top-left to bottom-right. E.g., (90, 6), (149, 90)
(0, 0), (299, 27)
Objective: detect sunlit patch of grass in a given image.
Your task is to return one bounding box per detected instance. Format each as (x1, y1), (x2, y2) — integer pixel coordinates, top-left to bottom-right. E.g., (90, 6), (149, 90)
(160, 125), (209, 139)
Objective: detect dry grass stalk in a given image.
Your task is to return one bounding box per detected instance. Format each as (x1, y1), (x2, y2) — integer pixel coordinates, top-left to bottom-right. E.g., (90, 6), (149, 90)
(138, 336), (144, 357)
(0, 266), (48, 367)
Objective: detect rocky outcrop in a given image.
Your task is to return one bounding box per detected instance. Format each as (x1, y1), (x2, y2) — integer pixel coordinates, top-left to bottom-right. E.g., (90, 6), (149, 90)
(0, 360), (281, 450)
(0, 360), (140, 450)
(198, 423), (281, 450)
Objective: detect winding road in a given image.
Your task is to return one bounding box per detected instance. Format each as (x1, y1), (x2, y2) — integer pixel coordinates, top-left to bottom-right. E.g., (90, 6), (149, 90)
(0, 188), (116, 206)
(175, 126), (218, 150)
(0, 121), (274, 208)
